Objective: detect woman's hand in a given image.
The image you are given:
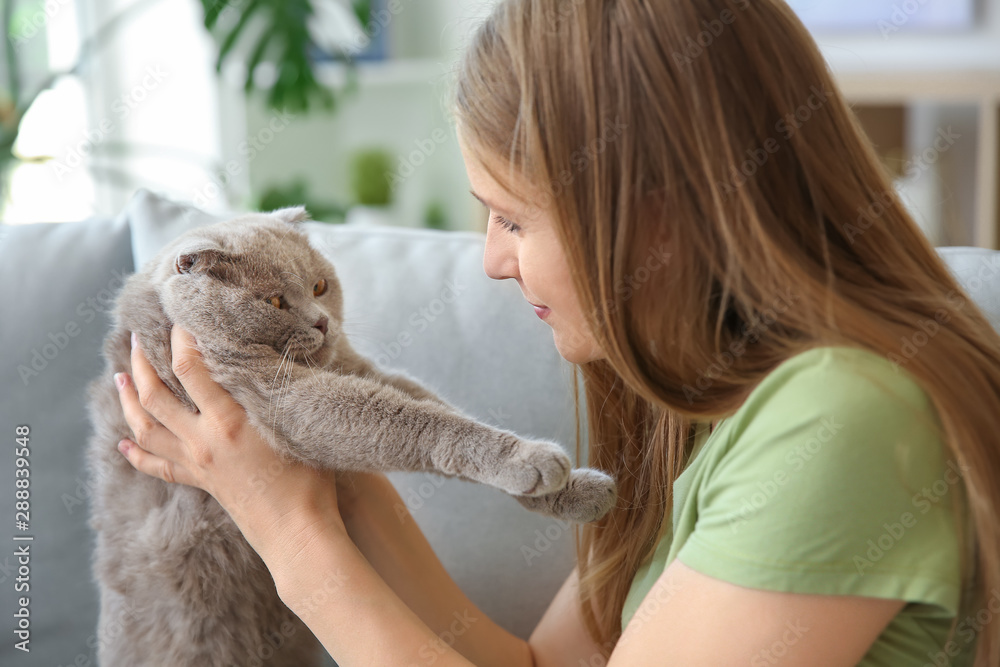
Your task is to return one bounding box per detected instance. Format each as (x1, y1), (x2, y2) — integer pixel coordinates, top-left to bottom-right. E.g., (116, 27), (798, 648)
(114, 325), (345, 556)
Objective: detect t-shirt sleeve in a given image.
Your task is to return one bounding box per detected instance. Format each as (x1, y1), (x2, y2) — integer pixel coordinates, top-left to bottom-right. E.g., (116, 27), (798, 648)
(675, 350), (967, 618)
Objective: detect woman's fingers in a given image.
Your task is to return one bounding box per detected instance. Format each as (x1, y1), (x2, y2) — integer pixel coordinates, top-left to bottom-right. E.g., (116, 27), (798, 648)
(115, 369), (186, 464)
(169, 326), (244, 430)
(129, 331), (198, 437)
(117, 438), (198, 488)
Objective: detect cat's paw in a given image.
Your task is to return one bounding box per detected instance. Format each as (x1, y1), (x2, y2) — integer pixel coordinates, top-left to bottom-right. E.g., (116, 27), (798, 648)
(491, 437), (571, 497)
(515, 468), (618, 523)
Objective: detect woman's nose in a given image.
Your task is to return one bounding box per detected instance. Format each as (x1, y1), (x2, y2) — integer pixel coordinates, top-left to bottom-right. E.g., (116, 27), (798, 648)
(483, 227), (518, 281)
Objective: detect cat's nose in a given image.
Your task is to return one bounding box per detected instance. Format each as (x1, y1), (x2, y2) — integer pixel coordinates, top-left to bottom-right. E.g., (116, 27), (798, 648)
(314, 316), (328, 336)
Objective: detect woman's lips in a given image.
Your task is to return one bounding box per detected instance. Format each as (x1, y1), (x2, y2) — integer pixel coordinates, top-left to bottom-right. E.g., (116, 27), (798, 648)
(531, 304), (551, 320)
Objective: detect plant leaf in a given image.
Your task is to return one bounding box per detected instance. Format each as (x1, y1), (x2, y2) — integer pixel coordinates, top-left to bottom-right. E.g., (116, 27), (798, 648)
(216, 0), (262, 72)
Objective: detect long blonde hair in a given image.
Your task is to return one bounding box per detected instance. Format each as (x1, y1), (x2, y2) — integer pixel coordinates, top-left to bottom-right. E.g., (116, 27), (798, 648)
(451, 0), (1000, 663)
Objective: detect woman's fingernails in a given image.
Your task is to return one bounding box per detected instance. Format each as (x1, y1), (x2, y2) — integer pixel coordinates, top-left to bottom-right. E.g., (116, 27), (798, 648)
(117, 440), (131, 455)
(114, 372), (125, 390)
(131, 331), (137, 349)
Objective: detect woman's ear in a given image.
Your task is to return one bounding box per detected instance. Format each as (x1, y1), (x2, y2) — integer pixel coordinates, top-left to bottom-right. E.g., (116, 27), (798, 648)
(268, 206), (311, 224)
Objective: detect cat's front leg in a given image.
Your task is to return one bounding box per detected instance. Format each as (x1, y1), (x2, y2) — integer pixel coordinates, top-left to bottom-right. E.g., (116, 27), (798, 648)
(372, 370), (458, 411)
(255, 369), (572, 498)
(320, 346), (618, 522)
(332, 343), (458, 412)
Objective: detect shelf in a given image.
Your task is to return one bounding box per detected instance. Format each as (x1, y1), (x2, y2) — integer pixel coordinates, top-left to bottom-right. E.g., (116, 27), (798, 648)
(315, 58), (457, 88)
(219, 57), (457, 92)
(833, 69), (1000, 104)
(828, 63), (1000, 250)
(819, 36), (1000, 79)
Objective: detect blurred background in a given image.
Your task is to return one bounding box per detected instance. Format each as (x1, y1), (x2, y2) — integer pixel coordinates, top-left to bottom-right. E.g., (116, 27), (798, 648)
(0, 0), (998, 245)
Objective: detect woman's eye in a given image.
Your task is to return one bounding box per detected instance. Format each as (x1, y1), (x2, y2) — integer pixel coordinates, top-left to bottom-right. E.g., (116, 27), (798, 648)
(267, 296), (283, 309)
(492, 213), (520, 233)
(313, 278), (327, 297)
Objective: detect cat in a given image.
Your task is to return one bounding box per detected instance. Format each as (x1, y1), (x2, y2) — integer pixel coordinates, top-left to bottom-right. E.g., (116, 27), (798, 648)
(85, 206), (617, 666)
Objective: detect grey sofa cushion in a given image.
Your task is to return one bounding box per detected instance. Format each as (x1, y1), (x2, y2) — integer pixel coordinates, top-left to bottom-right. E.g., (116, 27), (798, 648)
(1, 214), (134, 666)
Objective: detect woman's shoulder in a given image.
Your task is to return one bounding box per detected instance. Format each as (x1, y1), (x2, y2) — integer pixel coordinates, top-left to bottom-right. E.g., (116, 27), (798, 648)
(729, 344), (938, 435)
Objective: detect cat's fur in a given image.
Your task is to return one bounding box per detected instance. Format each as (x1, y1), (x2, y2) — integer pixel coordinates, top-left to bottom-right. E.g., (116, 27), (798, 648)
(85, 207), (617, 666)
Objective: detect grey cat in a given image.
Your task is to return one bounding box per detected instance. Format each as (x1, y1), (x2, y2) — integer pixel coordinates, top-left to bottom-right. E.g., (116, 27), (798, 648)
(85, 206), (617, 667)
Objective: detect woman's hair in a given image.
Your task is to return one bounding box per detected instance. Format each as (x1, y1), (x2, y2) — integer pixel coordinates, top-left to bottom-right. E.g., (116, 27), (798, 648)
(451, 0), (1000, 663)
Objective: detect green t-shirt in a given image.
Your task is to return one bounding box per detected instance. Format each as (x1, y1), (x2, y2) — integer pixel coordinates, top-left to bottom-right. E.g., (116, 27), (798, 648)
(620, 346), (976, 666)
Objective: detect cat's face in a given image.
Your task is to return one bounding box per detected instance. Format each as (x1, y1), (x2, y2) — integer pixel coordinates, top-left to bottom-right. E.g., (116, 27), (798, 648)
(155, 210), (344, 367)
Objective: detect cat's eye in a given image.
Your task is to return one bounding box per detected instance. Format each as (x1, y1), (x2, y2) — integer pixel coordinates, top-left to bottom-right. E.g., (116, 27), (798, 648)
(314, 279), (327, 297)
(267, 296), (284, 309)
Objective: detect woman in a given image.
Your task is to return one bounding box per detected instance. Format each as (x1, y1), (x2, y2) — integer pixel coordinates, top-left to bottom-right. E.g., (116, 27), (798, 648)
(112, 0), (1000, 664)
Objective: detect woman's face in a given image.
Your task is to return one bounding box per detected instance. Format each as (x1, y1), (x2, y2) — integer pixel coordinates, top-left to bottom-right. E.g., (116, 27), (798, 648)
(459, 135), (604, 365)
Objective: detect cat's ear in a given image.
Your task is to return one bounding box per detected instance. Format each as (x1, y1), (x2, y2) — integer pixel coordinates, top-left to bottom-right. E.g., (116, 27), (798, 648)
(175, 240), (225, 275)
(268, 206), (311, 225)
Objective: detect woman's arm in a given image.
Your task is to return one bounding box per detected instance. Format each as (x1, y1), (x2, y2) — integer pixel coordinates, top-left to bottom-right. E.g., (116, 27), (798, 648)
(529, 565), (613, 667)
(607, 558), (904, 666)
(239, 486), (476, 666)
(333, 471), (534, 667)
(239, 494), (470, 665)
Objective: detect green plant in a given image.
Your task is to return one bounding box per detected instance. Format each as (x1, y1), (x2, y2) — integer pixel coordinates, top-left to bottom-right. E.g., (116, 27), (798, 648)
(349, 148), (394, 207)
(1, 0), (58, 203)
(200, 0), (368, 113)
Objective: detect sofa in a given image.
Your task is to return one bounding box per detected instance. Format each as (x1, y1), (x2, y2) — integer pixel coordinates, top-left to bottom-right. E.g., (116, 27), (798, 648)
(2, 188), (999, 666)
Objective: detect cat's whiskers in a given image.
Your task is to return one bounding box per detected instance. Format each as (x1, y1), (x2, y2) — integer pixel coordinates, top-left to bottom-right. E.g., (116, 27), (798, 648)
(275, 342), (296, 437)
(267, 341), (294, 440)
(280, 270), (305, 290)
(266, 345), (286, 437)
(341, 309), (379, 328)
(340, 311), (384, 346)
(298, 341), (322, 380)
(268, 338), (317, 435)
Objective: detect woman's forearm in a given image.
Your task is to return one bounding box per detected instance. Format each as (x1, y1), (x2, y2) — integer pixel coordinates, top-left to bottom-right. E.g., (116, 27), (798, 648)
(276, 520), (476, 666)
(237, 472), (533, 667)
(225, 476), (463, 665)
(336, 473), (535, 667)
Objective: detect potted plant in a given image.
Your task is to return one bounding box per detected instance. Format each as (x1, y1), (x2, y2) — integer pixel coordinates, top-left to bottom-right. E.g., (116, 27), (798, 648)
(345, 147), (395, 226)
(423, 200), (449, 230)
